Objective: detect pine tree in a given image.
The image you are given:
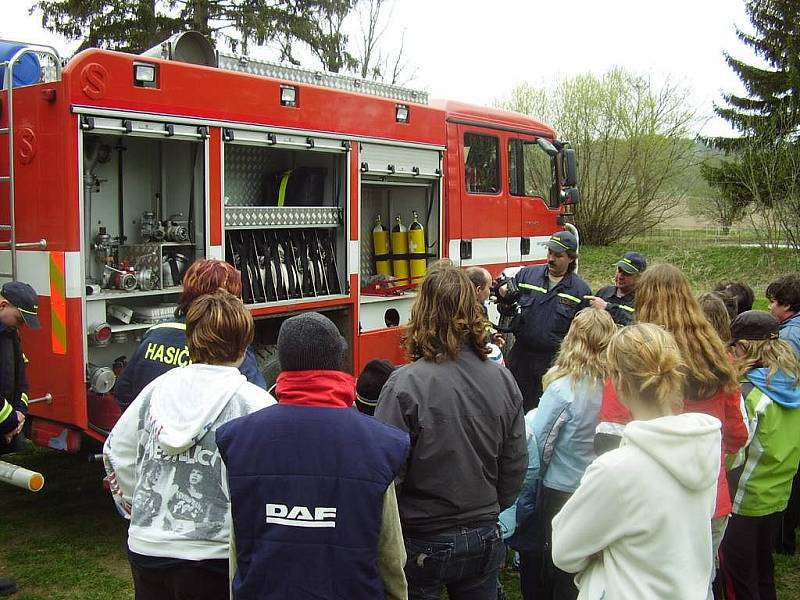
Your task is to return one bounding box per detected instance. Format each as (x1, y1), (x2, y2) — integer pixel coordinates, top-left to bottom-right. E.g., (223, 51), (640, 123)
(712, 0), (800, 145)
(701, 0), (800, 246)
(32, 0), (357, 62)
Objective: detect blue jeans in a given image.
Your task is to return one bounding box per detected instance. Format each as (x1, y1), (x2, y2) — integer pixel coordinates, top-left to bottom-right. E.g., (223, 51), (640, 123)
(404, 525), (506, 600)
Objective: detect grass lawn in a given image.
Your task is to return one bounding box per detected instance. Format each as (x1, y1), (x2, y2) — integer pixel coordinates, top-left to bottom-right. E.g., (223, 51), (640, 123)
(1, 233), (799, 599)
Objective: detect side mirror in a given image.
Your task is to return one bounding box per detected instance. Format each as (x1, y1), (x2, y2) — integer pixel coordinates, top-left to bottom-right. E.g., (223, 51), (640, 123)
(561, 187), (580, 206)
(562, 148), (578, 188)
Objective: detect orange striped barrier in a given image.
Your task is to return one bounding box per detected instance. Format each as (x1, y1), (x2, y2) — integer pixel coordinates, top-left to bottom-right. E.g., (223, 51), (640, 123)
(49, 251), (66, 354)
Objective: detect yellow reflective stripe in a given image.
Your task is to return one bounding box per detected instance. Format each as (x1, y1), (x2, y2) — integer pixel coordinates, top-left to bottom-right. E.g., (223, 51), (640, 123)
(619, 305), (635, 313)
(519, 283), (547, 294)
(147, 322), (187, 331)
(558, 293), (581, 304)
(22, 353), (29, 364)
(620, 258), (639, 272)
(549, 236), (570, 251)
(20, 393), (28, 406)
(355, 393), (378, 407)
(0, 399), (13, 424)
(278, 171), (293, 207)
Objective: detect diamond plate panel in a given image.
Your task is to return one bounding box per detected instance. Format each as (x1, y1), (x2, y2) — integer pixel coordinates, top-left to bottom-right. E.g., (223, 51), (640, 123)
(224, 145), (274, 207)
(224, 207), (342, 229)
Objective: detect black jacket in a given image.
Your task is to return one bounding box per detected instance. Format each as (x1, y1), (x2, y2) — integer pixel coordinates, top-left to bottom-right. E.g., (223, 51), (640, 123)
(595, 285), (636, 326)
(0, 325), (28, 435)
(375, 347), (527, 534)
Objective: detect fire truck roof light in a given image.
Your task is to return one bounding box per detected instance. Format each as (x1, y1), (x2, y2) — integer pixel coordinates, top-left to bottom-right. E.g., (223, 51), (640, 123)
(395, 104), (409, 123)
(133, 63), (158, 88)
(280, 85), (297, 107)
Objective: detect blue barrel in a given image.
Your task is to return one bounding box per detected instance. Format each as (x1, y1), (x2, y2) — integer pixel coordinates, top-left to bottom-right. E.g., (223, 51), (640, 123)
(0, 42), (42, 88)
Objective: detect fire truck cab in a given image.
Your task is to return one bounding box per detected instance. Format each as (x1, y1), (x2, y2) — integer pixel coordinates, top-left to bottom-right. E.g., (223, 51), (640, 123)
(0, 34), (578, 451)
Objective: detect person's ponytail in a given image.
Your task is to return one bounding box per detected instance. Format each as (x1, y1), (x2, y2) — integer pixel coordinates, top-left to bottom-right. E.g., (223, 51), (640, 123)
(607, 323), (686, 415)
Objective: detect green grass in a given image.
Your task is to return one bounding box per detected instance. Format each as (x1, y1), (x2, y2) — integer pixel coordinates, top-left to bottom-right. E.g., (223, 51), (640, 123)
(578, 234), (800, 306)
(1, 232), (799, 599)
(0, 447), (133, 600)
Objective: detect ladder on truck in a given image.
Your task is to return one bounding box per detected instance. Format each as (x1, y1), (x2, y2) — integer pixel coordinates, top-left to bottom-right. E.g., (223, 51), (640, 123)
(0, 41), (60, 280)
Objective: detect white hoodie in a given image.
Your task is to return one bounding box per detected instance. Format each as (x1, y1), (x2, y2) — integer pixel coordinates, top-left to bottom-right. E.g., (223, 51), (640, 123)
(103, 364), (275, 561)
(552, 413), (721, 600)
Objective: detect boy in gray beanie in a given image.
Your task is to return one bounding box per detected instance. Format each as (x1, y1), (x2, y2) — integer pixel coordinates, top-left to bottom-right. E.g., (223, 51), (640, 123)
(220, 311), (409, 599)
(277, 312), (347, 372)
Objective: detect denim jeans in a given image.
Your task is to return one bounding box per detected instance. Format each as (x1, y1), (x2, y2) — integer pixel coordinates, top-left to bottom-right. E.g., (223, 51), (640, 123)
(404, 524), (506, 600)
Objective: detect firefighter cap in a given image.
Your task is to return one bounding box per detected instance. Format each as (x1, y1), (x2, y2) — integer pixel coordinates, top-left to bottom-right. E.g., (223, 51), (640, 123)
(1, 281), (41, 329)
(543, 231), (578, 254)
(615, 252), (647, 274)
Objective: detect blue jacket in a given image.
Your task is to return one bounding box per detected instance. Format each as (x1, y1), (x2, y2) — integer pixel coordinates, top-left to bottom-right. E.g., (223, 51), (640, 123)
(114, 319), (266, 411)
(514, 266), (591, 353)
(532, 376), (604, 493)
(509, 376), (603, 551)
(217, 393), (409, 600)
(779, 313), (800, 357)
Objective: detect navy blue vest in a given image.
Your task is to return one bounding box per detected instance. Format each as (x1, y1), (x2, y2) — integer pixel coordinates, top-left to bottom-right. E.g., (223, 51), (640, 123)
(217, 404), (409, 599)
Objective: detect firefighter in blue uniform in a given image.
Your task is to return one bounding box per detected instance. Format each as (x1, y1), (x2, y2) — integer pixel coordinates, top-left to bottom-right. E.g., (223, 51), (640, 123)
(115, 259), (266, 411)
(0, 282), (39, 454)
(585, 251), (646, 326)
(501, 231), (590, 411)
(0, 281), (41, 598)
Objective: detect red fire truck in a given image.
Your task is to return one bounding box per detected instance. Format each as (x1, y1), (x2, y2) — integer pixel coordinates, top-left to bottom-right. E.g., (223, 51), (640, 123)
(0, 33), (578, 452)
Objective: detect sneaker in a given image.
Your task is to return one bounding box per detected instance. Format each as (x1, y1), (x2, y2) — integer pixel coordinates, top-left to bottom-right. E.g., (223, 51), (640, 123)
(0, 578), (17, 596)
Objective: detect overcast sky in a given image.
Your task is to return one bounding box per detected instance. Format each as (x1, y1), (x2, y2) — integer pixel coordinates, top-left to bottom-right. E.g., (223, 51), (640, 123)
(5, 0), (753, 137)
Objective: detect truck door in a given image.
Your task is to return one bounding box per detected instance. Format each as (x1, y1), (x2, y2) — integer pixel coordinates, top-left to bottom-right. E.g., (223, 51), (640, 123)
(508, 135), (559, 264)
(456, 125), (508, 267)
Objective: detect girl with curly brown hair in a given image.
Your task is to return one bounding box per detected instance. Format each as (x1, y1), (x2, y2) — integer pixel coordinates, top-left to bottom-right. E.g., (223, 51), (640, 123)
(376, 260), (528, 600)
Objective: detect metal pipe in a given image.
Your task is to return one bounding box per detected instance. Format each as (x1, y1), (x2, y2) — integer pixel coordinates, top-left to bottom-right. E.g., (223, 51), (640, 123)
(26, 393), (53, 405)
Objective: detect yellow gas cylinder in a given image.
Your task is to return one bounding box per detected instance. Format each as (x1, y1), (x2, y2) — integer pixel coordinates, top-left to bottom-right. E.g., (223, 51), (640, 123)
(391, 215), (410, 283)
(408, 210), (427, 285)
(371, 214), (393, 276)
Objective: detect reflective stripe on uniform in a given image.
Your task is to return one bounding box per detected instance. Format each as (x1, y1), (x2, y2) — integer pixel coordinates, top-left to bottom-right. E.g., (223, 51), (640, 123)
(519, 283), (547, 294)
(619, 305), (635, 313)
(355, 393), (378, 408)
(20, 393), (28, 406)
(0, 399), (13, 424)
(557, 292), (581, 304)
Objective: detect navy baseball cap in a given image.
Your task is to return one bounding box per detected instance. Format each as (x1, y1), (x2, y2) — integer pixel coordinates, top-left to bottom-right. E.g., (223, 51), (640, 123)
(543, 231), (578, 254)
(1, 281), (41, 329)
(615, 252), (647, 274)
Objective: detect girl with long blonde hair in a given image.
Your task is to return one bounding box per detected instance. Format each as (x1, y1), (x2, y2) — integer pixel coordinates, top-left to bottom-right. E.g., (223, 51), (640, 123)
(552, 324), (722, 600)
(596, 265), (748, 584)
(722, 311), (800, 600)
(517, 308), (617, 600)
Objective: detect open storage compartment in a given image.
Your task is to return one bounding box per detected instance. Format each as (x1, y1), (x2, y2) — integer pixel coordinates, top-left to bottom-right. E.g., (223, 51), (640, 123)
(358, 142), (442, 332)
(79, 119), (208, 429)
(222, 130), (349, 306)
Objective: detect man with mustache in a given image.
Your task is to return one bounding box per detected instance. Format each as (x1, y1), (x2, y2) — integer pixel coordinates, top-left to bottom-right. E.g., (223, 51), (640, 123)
(500, 231), (590, 411)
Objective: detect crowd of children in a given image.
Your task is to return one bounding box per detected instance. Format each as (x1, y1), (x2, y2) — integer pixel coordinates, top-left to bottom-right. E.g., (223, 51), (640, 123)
(97, 256), (800, 600)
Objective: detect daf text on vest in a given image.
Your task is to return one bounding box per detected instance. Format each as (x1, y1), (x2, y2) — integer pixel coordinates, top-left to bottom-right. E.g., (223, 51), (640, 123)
(265, 503), (337, 528)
